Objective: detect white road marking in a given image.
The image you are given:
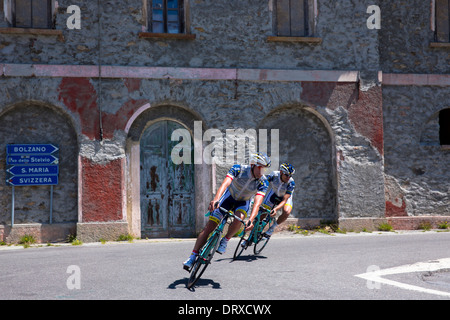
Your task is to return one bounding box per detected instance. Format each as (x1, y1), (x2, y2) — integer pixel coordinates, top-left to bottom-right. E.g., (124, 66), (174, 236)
(355, 258), (450, 298)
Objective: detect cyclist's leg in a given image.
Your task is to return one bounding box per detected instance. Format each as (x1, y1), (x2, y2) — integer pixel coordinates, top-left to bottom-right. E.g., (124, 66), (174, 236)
(264, 193), (282, 236)
(277, 196), (293, 225)
(260, 189), (275, 219)
(184, 191), (231, 267)
(193, 219), (219, 252)
(217, 201), (248, 254)
(225, 208), (247, 238)
(183, 218), (218, 269)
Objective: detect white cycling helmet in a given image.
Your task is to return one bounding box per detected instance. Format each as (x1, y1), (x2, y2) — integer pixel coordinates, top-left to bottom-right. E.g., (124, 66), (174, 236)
(250, 152), (271, 167)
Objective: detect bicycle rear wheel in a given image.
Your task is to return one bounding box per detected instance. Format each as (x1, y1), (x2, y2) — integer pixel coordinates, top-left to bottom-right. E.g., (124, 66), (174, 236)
(187, 232), (221, 289)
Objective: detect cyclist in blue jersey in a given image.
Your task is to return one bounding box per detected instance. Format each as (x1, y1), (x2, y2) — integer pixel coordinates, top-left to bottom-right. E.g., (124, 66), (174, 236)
(250, 162), (296, 237)
(183, 152), (271, 270)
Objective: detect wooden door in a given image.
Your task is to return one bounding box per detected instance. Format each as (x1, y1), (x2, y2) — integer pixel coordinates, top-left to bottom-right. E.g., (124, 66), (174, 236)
(140, 121), (195, 238)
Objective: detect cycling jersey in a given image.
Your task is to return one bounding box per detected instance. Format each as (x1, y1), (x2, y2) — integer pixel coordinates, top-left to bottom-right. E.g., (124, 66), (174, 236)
(209, 164), (269, 224)
(262, 171), (295, 210)
(266, 171), (295, 197)
(226, 165), (269, 201)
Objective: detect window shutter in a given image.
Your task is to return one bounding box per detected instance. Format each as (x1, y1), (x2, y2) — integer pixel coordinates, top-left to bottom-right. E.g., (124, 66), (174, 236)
(14, 0), (32, 28)
(277, 0), (291, 36)
(290, 0), (306, 36)
(436, 0), (450, 42)
(32, 0), (51, 28)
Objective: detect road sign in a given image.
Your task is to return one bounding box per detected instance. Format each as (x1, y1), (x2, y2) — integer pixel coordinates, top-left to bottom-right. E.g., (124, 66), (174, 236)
(6, 144), (59, 187)
(6, 154), (59, 165)
(6, 144), (59, 155)
(6, 165), (59, 176)
(6, 175), (58, 186)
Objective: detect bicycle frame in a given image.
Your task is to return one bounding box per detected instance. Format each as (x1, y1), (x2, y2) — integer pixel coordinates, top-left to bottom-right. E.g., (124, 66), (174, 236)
(249, 206), (273, 244)
(187, 207), (244, 289)
(233, 205), (274, 259)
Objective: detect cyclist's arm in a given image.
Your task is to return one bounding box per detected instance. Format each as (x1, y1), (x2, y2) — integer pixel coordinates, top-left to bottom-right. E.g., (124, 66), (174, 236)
(208, 175), (233, 212)
(247, 193), (265, 226)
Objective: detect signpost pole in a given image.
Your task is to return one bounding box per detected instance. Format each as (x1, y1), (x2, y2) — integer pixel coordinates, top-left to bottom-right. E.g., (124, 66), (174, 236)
(50, 185), (53, 224)
(6, 144), (59, 225)
(11, 186), (14, 227)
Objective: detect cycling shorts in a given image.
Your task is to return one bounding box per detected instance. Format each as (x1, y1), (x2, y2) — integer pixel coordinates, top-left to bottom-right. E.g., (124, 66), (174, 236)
(261, 189), (293, 211)
(209, 189), (249, 224)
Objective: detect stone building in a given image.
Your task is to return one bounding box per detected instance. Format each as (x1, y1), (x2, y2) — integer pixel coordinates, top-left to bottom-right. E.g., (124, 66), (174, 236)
(0, 0), (448, 243)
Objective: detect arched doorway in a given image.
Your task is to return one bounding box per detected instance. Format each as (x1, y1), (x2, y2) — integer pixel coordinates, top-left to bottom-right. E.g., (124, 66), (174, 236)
(140, 120), (195, 238)
(259, 106), (337, 223)
(0, 102), (78, 225)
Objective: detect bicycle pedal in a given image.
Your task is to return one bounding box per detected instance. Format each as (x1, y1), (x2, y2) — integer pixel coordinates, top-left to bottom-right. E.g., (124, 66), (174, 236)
(262, 233), (271, 238)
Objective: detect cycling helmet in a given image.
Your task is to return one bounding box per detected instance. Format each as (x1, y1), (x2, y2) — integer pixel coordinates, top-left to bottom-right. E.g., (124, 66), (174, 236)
(280, 162), (295, 176)
(250, 152), (271, 167)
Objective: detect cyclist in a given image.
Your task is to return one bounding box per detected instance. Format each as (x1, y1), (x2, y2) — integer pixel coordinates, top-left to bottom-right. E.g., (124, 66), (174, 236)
(183, 152), (271, 270)
(247, 162), (296, 237)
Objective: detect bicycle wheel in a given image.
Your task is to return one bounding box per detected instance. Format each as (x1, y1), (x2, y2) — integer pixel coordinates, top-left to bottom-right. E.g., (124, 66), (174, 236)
(233, 235), (248, 260)
(186, 232), (221, 289)
(253, 219), (274, 255)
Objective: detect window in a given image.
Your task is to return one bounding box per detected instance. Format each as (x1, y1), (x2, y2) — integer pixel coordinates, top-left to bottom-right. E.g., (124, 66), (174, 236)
(435, 0), (450, 42)
(275, 0), (315, 37)
(149, 0), (184, 34)
(8, 0), (53, 29)
(439, 109), (450, 145)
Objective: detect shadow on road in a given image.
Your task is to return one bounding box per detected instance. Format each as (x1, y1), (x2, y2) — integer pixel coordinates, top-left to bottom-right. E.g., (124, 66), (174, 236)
(167, 277), (221, 291)
(215, 255), (268, 263)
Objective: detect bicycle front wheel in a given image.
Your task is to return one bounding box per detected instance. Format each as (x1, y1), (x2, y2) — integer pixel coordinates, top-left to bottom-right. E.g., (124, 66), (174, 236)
(253, 233), (270, 255)
(253, 220), (274, 255)
(187, 232), (221, 289)
(233, 235), (248, 260)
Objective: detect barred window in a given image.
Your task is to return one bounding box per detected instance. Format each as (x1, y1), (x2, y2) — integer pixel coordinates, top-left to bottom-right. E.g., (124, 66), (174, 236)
(12, 0), (53, 29)
(149, 0), (184, 34)
(275, 0), (315, 37)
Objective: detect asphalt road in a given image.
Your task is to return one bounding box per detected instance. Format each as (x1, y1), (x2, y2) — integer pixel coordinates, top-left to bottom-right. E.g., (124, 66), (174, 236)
(1, 230), (450, 301)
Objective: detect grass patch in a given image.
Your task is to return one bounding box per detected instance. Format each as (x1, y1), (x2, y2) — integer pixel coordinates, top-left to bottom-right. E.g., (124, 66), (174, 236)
(438, 221), (449, 230)
(117, 234), (134, 242)
(377, 222), (394, 232)
(18, 235), (36, 248)
(418, 221), (433, 231)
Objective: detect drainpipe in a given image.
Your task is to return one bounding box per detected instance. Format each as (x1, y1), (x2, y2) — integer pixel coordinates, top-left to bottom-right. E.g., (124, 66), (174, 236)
(97, 0), (104, 141)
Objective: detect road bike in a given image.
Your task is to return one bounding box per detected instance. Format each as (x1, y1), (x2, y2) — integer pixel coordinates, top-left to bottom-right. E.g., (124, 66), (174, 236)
(186, 206), (245, 289)
(233, 205), (275, 260)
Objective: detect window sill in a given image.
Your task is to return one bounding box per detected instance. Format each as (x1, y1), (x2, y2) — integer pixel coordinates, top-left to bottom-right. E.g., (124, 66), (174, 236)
(429, 42), (450, 48)
(138, 32), (196, 40)
(0, 27), (63, 37)
(267, 36), (322, 44)
(441, 145), (450, 151)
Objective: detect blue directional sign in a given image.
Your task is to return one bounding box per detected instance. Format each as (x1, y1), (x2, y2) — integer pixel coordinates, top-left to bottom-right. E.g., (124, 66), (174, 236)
(6, 165), (59, 176)
(6, 144), (58, 155)
(6, 154), (59, 165)
(6, 175), (58, 186)
(6, 144), (59, 187)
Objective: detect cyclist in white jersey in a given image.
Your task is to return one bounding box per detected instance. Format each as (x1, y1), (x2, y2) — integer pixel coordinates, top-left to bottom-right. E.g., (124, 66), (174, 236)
(183, 152), (271, 270)
(255, 162), (296, 236)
